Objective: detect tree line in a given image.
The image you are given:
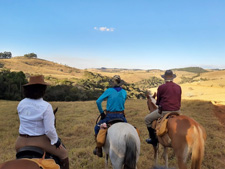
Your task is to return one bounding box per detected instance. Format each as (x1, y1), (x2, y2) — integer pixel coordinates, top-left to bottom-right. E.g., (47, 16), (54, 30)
(0, 70), (148, 101)
(0, 52), (12, 59)
(0, 69), (27, 100)
(0, 52), (37, 59)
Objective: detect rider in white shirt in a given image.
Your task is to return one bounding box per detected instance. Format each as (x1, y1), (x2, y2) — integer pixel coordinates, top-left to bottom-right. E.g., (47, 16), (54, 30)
(15, 75), (69, 169)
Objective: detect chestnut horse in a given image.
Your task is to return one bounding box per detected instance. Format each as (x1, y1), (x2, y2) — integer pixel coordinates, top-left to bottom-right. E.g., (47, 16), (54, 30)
(0, 108), (59, 169)
(146, 93), (206, 169)
(0, 159), (40, 169)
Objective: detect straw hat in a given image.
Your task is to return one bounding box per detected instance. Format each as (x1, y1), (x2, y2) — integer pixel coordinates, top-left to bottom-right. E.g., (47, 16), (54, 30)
(110, 75), (125, 87)
(23, 75), (49, 86)
(161, 70), (176, 80)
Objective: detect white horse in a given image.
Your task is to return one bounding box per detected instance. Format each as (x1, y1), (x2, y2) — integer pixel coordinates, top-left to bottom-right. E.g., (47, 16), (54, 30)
(103, 122), (140, 169)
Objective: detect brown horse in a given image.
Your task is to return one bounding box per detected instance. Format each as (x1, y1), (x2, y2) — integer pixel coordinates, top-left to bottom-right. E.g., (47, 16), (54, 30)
(0, 159), (40, 169)
(0, 108), (59, 169)
(146, 92), (207, 169)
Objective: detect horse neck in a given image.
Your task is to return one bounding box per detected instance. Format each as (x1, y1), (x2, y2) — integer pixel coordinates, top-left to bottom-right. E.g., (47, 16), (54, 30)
(147, 98), (158, 113)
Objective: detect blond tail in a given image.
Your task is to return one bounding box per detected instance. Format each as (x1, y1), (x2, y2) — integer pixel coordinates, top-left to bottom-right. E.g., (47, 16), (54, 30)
(191, 125), (205, 169)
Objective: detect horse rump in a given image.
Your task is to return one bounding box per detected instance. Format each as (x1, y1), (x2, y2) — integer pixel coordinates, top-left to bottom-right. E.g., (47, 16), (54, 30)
(191, 125), (206, 169)
(124, 133), (137, 169)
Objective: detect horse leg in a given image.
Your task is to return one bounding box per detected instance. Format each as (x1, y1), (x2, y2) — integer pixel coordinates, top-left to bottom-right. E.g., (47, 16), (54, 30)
(173, 144), (189, 169)
(105, 154), (109, 169)
(162, 147), (168, 168)
(111, 158), (123, 169)
(153, 144), (159, 166)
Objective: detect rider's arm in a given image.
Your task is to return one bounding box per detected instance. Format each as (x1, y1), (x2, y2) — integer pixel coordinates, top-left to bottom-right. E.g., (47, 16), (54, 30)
(43, 104), (58, 145)
(96, 89), (110, 114)
(156, 87), (161, 106)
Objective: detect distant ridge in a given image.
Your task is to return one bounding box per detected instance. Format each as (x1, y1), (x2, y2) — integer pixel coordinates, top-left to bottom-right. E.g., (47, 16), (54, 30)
(172, 67), (208, 73)
(89, 67), (212, 73)
(93, 67), (143, 72)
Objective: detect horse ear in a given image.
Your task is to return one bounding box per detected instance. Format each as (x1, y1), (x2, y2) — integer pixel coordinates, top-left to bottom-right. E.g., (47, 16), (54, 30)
(53, 107), (58, 115)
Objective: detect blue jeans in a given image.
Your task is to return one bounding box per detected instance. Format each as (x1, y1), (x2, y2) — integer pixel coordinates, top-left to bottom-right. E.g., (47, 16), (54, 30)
(94, 113), (127, 135)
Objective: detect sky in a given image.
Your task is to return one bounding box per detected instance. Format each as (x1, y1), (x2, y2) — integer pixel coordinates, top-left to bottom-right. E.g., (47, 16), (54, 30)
(0, 0), (225, 70)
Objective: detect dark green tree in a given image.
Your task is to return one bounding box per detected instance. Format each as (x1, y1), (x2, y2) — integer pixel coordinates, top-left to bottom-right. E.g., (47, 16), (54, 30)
(24, 53), (37, 58)
(0, 69), (27, 100)
(0, 51), (12, 59)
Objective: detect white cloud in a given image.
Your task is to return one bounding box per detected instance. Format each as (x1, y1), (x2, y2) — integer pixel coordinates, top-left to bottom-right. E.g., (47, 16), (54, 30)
(94, 27), (115, 32)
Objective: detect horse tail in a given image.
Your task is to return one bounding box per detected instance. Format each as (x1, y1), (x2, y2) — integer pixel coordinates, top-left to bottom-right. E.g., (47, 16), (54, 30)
(124, 133), (137, 169)
(191, 124), (206, 169)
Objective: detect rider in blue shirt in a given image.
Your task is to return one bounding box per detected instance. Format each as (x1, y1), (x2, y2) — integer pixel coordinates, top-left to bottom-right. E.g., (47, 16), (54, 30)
(93, 75), (127, 157)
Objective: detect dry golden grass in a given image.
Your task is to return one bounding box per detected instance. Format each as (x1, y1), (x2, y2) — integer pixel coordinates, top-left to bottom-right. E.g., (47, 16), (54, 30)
(0, 57), (85, 80)
(0, 99), (225, 169)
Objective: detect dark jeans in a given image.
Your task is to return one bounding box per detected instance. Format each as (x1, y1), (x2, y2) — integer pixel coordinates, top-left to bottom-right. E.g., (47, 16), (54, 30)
(94, 113), (127, 135)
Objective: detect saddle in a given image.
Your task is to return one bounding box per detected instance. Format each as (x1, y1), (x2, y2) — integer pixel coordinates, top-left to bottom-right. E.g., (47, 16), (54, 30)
(16, 146), (60, 168)
(152, 112), (180, 137)
(107, 118), (125, 126)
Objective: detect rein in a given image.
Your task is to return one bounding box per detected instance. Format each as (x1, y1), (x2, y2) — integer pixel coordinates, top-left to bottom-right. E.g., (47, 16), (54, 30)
(96, 114), (101, 125)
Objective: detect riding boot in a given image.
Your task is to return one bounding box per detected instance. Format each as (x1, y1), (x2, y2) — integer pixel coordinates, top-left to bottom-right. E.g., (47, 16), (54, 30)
(60, 157), (69, 169)
(93, 134), (103, 158)
(146, 127), (158, 146)
(93, 147), (103, 157)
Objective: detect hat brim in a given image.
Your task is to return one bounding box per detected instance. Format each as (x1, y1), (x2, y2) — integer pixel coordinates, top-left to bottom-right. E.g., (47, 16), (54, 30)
(161, 74), (176, 80)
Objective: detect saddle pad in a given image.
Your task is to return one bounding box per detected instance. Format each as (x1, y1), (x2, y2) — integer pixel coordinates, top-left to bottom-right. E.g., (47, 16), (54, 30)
(27, 158), (60, 169)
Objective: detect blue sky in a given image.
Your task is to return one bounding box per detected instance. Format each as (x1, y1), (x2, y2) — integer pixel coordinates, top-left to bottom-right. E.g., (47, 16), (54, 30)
(0, 0), (225, 70)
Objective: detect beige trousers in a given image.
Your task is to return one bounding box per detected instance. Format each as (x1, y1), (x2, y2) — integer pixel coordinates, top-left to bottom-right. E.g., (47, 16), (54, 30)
(145, 109), (180, 128)
(15, 135), (68, 160)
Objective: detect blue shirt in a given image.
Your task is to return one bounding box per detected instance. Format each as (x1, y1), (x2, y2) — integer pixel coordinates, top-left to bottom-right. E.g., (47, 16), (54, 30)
(96, 87), (127, 114)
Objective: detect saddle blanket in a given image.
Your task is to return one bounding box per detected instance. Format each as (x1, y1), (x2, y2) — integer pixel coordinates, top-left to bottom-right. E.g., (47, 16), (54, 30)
(27, 158), (60, 169)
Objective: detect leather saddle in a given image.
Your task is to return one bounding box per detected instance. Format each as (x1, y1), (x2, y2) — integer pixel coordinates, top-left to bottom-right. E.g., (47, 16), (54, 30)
(16, 146), (60, 165)
(107, 118), (125, 127)
(152, 112), (180, 136)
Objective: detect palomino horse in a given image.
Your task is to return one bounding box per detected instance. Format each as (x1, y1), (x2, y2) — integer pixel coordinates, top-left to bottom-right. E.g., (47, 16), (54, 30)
(147, 93), (207, 169)
(103, 122), (140, 169)
(0, 108), (60, 169)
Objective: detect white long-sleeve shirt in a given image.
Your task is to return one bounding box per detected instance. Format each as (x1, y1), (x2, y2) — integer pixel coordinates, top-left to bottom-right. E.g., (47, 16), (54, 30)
(17, 98), (58, 145)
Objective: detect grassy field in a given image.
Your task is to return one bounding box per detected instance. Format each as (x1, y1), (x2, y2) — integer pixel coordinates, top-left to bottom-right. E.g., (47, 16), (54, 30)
(0, 99), (225, 169)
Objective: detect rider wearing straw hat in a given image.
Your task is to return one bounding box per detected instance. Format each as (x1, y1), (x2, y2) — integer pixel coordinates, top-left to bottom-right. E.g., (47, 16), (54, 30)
(15, 75), (69, 169)
(144, 70), (182, 146)
(93, 75), (128, 157)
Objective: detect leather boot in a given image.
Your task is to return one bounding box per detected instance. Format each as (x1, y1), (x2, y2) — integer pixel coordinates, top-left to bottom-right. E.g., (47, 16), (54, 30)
(93, 147), (103, 157)
(60, 157), (69, 169)
(146, 127), (158, 147)
(93, 134), (103, 157)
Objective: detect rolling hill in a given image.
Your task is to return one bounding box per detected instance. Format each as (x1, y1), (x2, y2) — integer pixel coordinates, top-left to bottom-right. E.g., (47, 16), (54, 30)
(1, 56), (225, 103)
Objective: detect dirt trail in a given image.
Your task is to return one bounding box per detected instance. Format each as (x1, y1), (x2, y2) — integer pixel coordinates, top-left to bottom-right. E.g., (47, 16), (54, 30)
(213, 103), (225, 127)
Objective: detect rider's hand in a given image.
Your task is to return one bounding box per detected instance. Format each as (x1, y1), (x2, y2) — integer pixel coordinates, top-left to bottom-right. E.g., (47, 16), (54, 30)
(100, 113), (106, 120)
(54, 138), (62, 148)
